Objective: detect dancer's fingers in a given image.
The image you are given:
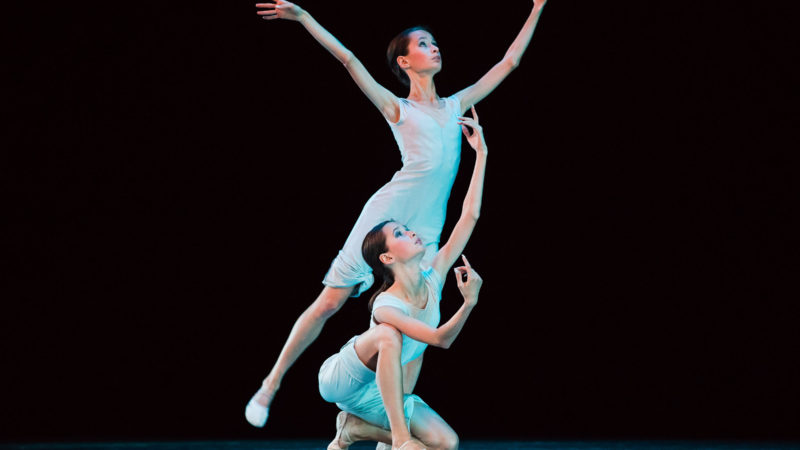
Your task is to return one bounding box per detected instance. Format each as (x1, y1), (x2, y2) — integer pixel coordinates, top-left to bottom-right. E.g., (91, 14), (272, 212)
(461, 254), (472, 268)
(470, 105), (478, 122)
(255, 3), (277, 8)
(457, 117), (480, 131)
(457, 116), (475, 125)
(458, 119), (476, 134)
(257, 10), (278, 15)
(458, 266), (473, 283)
(454, 267), (466, 287)
(264, 15), (280, 20)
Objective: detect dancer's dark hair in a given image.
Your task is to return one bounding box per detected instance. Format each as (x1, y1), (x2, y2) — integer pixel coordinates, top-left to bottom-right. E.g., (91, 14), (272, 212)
(362, 220), (395, 311)
(386, 26), (434, 87)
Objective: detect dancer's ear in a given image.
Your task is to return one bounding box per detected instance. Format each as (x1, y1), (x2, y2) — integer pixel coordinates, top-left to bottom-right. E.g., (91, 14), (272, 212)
(397, 55), (409, 70)
(379, 253), (394, 265)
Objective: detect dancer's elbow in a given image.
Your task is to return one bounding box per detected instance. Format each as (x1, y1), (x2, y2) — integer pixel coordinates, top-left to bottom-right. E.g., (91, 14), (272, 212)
(461, 210), (480, 223)
(504, 56), (520, 71)
(433, 334), (452, 349)
(340, 50), (356, 67)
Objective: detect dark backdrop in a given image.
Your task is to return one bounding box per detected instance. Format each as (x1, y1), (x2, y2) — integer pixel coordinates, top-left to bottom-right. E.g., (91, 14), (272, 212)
(4, 0), (798, 443)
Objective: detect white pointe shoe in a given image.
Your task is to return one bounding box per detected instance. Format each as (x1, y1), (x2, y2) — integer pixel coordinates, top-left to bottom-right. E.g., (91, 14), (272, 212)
(244, 392), (269, 428)
(327, 411), (355, 450)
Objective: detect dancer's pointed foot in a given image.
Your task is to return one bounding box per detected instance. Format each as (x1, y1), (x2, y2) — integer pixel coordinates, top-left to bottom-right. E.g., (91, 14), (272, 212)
(244, 380), (277, 428)
(244, 391), (269, 427)
(395, 439), (426, 450)
(327, 411), (356, 450)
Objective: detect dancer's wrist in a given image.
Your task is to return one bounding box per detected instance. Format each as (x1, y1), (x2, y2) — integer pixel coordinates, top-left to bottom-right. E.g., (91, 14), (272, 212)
(296, 8), (311, 24)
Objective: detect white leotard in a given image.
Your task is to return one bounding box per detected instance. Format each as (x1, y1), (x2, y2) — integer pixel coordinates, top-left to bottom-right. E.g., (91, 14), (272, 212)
(317, 266), (443, 429)
(369, 266), (443, 364)
(322, 95), (463, 296)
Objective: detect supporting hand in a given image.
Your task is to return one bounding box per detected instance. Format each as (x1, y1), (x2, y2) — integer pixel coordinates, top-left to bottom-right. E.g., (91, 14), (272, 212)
(458, 106), (488, 155)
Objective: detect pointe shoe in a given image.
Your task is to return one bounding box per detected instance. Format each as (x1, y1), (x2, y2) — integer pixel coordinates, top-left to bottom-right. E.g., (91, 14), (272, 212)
(376, 443), (392, 450)
(395, 439), (426, 450)
(244, 391), (269, 428)
(327, 411), (355, 450)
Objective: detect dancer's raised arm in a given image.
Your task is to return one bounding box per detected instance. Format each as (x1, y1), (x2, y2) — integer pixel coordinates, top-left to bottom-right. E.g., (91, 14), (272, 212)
(432, 107), (488, 280)
(373, 257), (482, 349)
(454, 0), (547, 114)
(257, 1), (400, 122)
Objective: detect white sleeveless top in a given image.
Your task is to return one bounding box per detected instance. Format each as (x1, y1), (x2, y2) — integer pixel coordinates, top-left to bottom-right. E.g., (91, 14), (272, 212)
(382, 96), (463, 244)
(322, 95), (462, 297)
(369, 267), (443, 365)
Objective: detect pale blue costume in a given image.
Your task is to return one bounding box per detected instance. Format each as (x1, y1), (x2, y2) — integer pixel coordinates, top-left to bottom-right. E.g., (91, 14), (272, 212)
(322, 95), (463, 297)
(318, 266), (442, 428)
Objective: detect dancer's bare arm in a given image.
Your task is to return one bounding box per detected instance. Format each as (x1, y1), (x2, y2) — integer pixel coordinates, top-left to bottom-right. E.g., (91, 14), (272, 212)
(256, 1), (401, 122)
(432, 108), (487, 280)
(454, 0), (547, 114)
(372, 262), (482, 349)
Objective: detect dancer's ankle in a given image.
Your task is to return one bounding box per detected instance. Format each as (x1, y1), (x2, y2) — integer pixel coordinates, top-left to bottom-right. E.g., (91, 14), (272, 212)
(391, 433), (412, 449)
(261, 374), (281, 394)
(255, 375), (281, 406)
(339, 413), (363, 441)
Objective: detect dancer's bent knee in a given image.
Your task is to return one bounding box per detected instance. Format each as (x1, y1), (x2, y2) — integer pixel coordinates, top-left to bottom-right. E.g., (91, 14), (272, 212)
(312, 286), (353, 319)
(372, 323), (402, 351)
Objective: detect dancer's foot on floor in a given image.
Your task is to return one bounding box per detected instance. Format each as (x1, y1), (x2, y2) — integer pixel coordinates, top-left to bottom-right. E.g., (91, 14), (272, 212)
(327, 411), (356, 450)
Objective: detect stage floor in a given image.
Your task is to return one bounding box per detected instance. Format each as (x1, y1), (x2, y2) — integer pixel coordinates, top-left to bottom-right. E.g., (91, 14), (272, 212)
(1, 441), (798, 450)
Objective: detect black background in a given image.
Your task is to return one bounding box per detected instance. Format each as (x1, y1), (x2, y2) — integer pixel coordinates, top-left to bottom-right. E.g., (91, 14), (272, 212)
(4, 0), (798, 443)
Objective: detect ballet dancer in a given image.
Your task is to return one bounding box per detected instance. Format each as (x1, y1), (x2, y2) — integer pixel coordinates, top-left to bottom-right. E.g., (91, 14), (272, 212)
(318, 110), (486, 449)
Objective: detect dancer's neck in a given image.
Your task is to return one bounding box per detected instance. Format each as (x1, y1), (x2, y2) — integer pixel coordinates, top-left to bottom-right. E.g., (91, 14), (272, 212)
(388, 263), (427, 308)
(406, 74), (438, 105)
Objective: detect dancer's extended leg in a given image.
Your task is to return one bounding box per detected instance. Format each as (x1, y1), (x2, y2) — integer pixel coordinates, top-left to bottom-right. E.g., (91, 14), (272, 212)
(246, 286), (354, 427)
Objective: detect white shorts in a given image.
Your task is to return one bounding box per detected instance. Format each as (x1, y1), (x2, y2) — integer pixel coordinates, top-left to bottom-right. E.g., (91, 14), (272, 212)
(318, 336), (427, 429)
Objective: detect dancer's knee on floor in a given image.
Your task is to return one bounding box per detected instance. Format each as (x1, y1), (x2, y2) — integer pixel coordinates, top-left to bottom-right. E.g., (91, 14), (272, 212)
(421, 428), (458, 450)
(407, 397), (458, 450)
(438, 430), (459, 450)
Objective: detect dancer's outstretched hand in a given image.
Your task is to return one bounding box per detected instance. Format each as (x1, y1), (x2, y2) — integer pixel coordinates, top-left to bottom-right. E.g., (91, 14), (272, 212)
(256, 0), (305, 21)
(454, 255), (482, 307)
(458, 106), (487, 155)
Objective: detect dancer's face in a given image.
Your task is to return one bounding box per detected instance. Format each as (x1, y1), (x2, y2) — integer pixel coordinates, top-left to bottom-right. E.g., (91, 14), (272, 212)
(398, 30), (441, 75)
(380, 222), (425, 264)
